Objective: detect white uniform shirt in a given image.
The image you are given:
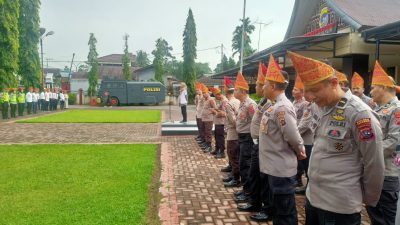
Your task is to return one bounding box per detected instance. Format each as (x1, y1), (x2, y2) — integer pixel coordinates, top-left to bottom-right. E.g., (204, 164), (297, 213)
(25, 92), (33, 103)
(40, 92), (45, 100)
(59, 93), (65, 101)
(45, 92), (50, 101)
(32, 93), (38, 102)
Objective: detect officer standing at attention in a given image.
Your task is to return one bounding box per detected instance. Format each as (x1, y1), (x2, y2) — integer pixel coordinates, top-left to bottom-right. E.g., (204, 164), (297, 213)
(1, 88), (10, 119)
(222, 77), (241, 186)
(292, 74), (309, 188)
(288, 51), (385, 225)
(367, 60), (400, 225)
(194, 82), (203, 142)
(208, 87), (226, 158)
(196, 83), (206, 147)
(17, 87), (25, 116)
(233, 71), (257, 203)
(256, 54), (306, 224)
(9, 88), (17, 118)
(32, 87), (39, 114)
(26, 87), (33, 114)
(199, 84), (215, 153)
(39, 88), (45, 111)
(238, 61), (270, 213)
(351, 72), (376, 109)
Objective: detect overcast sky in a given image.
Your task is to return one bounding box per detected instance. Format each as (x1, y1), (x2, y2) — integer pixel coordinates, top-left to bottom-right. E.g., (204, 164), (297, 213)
(40, 0), (295, 71)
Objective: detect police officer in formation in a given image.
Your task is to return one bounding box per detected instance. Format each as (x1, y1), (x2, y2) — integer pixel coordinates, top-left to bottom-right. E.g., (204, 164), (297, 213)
(288, 51), (386, 225)
(0, 86), (68, 120)
(193, 50), (400, 224)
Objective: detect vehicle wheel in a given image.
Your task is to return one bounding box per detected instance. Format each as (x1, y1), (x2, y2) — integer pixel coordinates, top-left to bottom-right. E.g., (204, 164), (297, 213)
(110, 97), (119, 106)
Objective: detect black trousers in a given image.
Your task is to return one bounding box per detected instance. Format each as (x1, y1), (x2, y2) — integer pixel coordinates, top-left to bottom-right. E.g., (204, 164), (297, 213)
(60, 100), (65, 110)
(2, 102), (9, 119)
(238, 133), (252, 192)
(247, 143), (261, 206)
(214, 124), (225, 151)
(196, 118), (202, 138)
(197, 118), (204, 141)
(227, 140), (240, 179)
(267, 174), (298, 225)
(18, 103), (24, 116)
(367, 177), (399, 225)
(203, 121), (213, 146)
(27, 102), (32, 114)
(259, 172), (272, 213)
(306, 199), (361, 225)
(180, 105), (187, 122)
(10, 104), (17, 118)
(32, 102), (37, 114)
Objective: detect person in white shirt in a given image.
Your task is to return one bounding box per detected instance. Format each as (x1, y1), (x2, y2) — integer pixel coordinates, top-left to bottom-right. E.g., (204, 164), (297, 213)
(64, 91), (69, 109)
(39, 89), (45, 111)
(32, 87), (39, 114)
(59, 91), (65, 110)
(25, 87), (33, 114)
(45, 89), (50, 111)
(178, 82), (188, 123)
(52, 89), (58, 111)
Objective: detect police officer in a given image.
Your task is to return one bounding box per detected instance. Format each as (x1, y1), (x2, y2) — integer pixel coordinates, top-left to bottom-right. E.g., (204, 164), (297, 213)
(26, 87), (33, 114)
(367, 61), (400, 225)
(17, 87), (25, 116)
(232, 71), (257, 202)
(238, 62), (270, 212)
(1, 88), (10, 119)
(222, 77), (241, 184)
(194, 82), (203, 142)
(199, 85), (215, 153)
(296, 99), (319, 195)
(44, 88), (50, 111)
(255, 55), (306, 224)
(292, 75), (309, 188)
(209, 87), (227, 158)
(9, 88), (17, 118)
(32, 87), (39, 114)
(39, 88), (45, 110)
(351, 72), (376, 109)
(288, 51), (385, 225)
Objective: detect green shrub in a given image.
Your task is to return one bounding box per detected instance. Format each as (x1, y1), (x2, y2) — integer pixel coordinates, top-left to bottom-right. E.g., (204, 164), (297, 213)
(68, 93), (77, 105)
(249, 93), (262, 103)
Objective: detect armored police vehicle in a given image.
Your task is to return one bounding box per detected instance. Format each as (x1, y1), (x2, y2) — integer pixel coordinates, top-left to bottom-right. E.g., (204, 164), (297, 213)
(98, 80), (166, 106)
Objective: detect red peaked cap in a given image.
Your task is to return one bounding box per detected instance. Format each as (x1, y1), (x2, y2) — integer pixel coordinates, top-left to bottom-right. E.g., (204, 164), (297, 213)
(224, 76), (235, 89)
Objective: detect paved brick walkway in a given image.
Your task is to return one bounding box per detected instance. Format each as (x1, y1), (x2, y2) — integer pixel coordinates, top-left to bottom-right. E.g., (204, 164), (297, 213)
(0, 105), (372, 224)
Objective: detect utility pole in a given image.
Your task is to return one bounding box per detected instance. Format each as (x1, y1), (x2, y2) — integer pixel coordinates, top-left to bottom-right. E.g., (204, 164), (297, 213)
(254, 21), (273, 52)
(220, 43), (224, 63)
(239, 0), (246, 73)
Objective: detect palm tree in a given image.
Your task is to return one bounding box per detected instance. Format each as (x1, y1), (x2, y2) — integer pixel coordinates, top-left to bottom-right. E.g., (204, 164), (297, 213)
(232, 17), (256, 62)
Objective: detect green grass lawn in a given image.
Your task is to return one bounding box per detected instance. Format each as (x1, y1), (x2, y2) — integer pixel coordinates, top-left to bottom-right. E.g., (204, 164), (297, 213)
(0, 144), (158, 225)
(18, 109), (161, 123)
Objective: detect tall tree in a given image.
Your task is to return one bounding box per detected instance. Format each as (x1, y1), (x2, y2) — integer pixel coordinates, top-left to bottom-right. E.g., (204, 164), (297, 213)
(0, 0), (20, 89)
(151, 38), (173, 84)
(87, 33), (98, 97)
(18, 0), (41, 88)
(136, 50), (150, 67)
(122, 34), (131, 80)
(214, 54), (229, 73)
(195, 62), (211, 78)
(232, 17), (256, 63)
(182, 8), (197, 100)
(228, 57), (236, 69)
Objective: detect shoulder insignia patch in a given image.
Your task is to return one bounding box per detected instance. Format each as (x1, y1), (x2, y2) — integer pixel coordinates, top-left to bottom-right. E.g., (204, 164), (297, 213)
(355, 118), (375, 141)
(277, 111), (286, 126)
(248, 104), (255, 115)
(395, 111), (400, 125)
